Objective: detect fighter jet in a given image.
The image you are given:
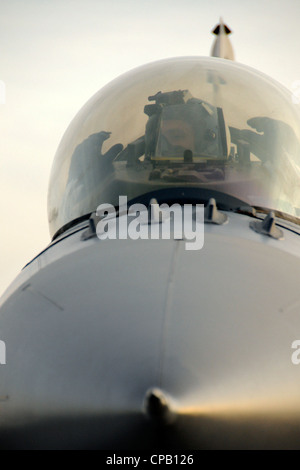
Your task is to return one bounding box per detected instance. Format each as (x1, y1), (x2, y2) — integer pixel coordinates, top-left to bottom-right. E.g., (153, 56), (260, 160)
(1, 22), (300, 450)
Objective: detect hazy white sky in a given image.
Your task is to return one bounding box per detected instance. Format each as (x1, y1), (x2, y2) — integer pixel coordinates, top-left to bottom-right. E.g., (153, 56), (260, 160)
(1, 0), (300, 295)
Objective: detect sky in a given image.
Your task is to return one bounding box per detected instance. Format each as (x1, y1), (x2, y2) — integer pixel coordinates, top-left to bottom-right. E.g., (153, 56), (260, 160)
(1, 0), (300, 296)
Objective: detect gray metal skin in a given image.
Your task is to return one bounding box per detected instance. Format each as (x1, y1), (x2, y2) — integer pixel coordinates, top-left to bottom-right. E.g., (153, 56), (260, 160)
(1, 208), (300, 449)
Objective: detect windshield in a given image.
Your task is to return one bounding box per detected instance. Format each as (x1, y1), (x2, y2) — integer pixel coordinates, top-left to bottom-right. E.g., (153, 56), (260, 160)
(48, 57), (300, 238)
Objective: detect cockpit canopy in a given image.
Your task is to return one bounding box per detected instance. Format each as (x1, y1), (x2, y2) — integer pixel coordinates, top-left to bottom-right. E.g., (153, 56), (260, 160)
(48, 57), (300, 238)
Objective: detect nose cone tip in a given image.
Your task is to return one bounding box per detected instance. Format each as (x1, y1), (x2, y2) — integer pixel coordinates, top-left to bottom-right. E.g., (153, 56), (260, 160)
(143, 388), (177, 426)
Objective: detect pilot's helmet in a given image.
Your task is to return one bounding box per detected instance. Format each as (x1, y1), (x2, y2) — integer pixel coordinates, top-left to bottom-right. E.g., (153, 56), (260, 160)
(144, 90), (229, 160)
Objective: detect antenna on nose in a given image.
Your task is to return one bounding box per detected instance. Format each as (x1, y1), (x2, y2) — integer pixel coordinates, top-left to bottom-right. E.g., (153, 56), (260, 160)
(210, 17), (235, 60)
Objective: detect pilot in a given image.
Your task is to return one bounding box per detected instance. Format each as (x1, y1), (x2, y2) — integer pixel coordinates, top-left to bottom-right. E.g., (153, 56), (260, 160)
(158, 117), (196, 156)
(144, 90), (224, 160)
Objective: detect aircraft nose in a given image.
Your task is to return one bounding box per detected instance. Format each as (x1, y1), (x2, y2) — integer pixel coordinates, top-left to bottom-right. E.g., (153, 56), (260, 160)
(154, 233), (300, 424)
